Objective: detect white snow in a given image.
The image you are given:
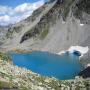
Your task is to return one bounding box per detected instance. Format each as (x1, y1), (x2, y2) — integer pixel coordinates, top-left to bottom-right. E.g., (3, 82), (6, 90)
(62, 21), (66, 24)
(68, 46), (89, 56)
(86, 63), (90, 67)
(57, 51), (65, 55)
(80, 23), (84, 26)
(58, 46), (89, 57)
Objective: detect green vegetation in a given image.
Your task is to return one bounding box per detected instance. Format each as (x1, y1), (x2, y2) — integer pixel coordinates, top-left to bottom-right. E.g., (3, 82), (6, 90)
(34, 76), (46, 83)
(0, 52), (11, 61)
(40, 29), (49, 39)
(62, 0), (75, 20)
(13, 26), (22, 33)
(40, 25), (49, 39)
(6, 26), (22, 38)
(6, 29), (13, 38)
(0, 81), (16, 89)
(79, 58), (89, 67)
(48, 80), (60, 90)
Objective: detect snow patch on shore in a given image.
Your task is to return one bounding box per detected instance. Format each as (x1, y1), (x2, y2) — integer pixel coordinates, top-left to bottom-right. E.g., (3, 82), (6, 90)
(58, 46), (89, 57)
(86, 63), (90, 67)
(68, 46), (89, 57)
(80, 23), (84, 26)
(57, 51), (65, 55)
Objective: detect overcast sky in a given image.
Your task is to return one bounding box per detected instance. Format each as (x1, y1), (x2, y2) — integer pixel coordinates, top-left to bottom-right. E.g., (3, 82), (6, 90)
(0, 0), (48, 26)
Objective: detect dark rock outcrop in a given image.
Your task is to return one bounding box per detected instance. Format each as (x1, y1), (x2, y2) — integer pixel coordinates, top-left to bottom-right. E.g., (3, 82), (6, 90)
(78, 66), (90, 78)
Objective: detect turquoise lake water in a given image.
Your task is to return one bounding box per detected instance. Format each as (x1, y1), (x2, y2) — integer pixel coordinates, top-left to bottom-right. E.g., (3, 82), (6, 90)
(11, 51), (83, 80)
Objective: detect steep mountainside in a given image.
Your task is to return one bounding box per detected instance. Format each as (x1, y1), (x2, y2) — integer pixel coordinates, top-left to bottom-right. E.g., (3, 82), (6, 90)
(0, 0), (90, 62)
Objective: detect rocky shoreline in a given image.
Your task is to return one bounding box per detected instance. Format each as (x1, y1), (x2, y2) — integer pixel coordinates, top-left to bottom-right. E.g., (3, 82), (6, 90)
(0, 53), (90, 90)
